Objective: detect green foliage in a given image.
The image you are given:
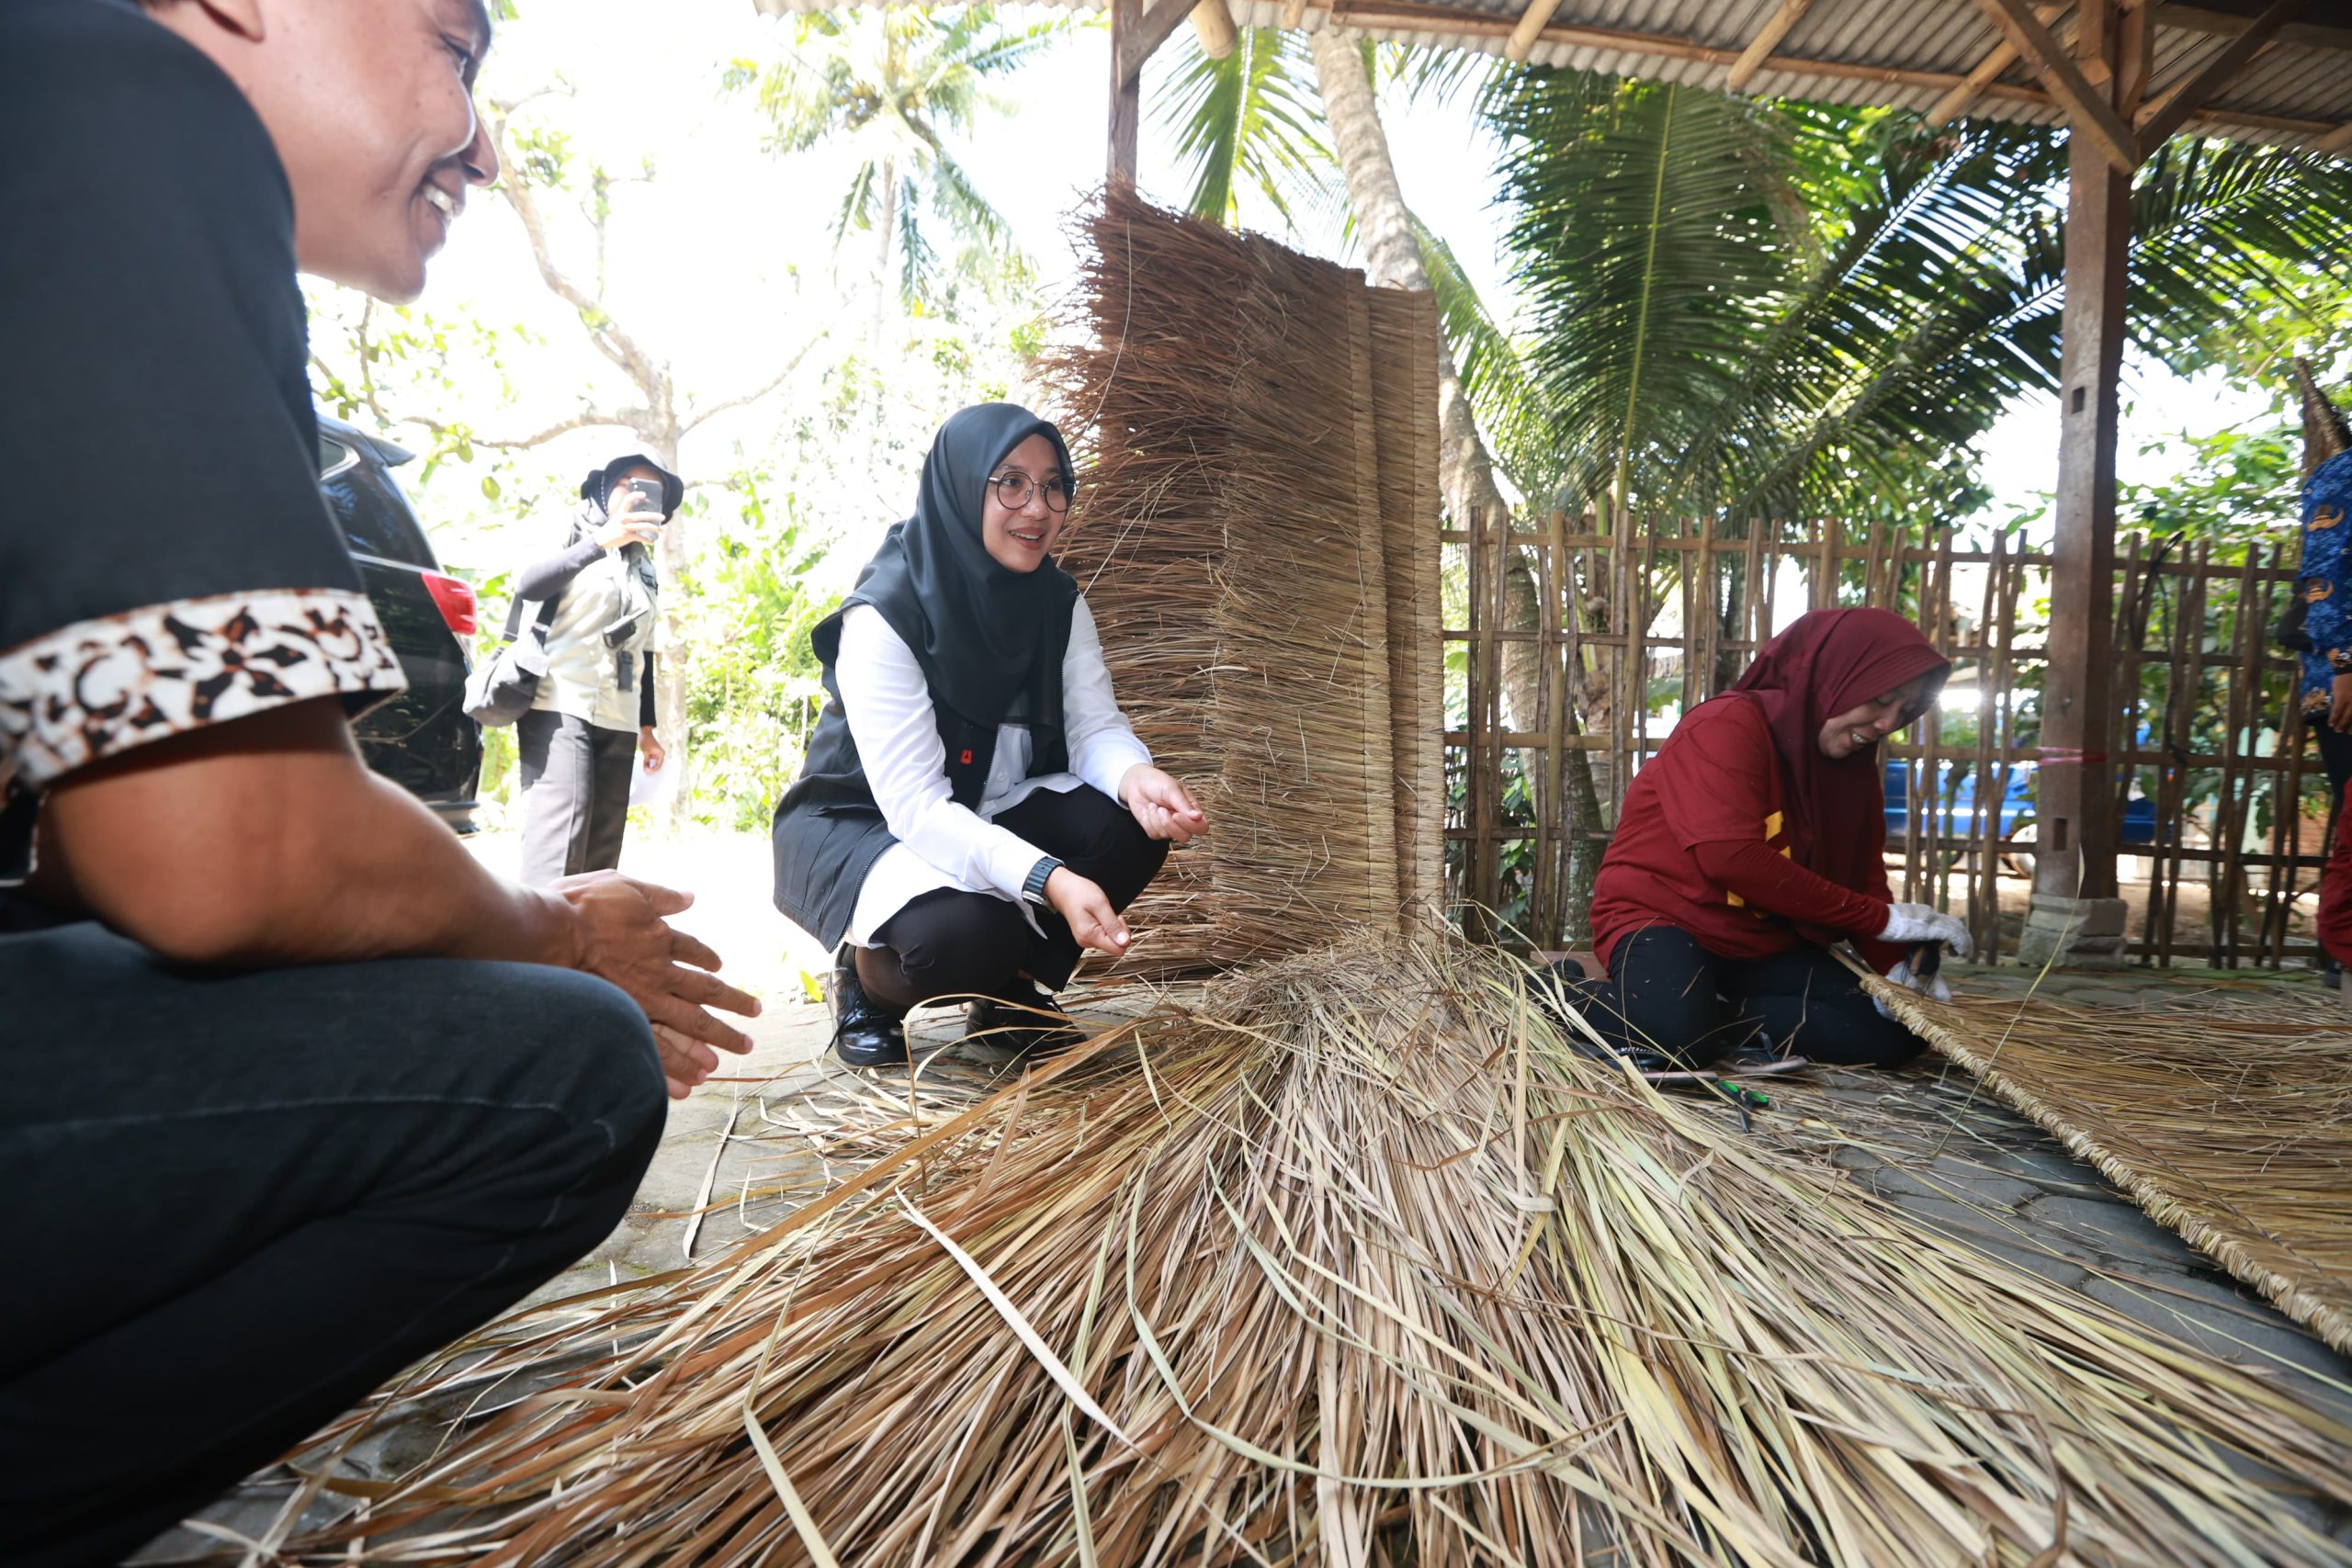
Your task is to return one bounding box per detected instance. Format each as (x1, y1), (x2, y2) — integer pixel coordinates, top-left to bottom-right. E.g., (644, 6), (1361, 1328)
(2122, 423), (2307, 546)
(1157, 28), (1337, 230)
(730, 6), (1070, 312)
(1476, 71), (2352, 536)
(676, 477), (841, 832)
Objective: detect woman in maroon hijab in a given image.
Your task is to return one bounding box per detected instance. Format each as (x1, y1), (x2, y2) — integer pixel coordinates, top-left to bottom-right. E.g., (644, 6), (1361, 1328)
(1556, 607), (1970, 1069)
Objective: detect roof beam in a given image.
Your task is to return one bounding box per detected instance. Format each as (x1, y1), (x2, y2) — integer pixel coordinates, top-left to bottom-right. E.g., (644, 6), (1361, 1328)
(2135, 0), (2307, 150)
(1190, 0), (1238, 59)
(1311, 0), (2345, 140)
(1928, 2), (2068, 127)
(1118, 0), (1201, 84)
(1506, 0), (1565, 63)
(2150, 2), (2352, 54)
(2318, 121), (2352, 155)
(1727, 0), (1819, 92)
(1972, 0), (2142, 170)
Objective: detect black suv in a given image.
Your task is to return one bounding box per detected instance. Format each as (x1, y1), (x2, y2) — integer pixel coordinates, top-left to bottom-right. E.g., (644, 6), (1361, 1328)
(318, 412), (483, 832)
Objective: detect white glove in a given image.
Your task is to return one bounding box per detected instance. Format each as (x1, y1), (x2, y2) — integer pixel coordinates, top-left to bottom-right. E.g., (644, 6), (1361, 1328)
(1874, 902), (1972, 959)
(1874, 959), (1953, 1021)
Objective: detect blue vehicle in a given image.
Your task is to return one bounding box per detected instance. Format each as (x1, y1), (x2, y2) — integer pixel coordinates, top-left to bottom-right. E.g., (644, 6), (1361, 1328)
(1883, 757), (2157, 853)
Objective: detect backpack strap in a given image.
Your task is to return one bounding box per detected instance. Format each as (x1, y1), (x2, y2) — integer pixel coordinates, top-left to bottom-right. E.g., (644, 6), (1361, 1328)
(499, 519), (589, 642)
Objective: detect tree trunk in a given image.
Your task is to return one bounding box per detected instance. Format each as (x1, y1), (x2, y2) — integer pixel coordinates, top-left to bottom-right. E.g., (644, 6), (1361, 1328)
(1310, 27), (1602, 941)
(648, 425), (694, 838)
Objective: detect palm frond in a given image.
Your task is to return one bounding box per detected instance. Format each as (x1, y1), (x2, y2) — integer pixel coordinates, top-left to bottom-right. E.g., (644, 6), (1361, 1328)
(1156, 28), (1331, 230)
(1484, 70), (1803, 510)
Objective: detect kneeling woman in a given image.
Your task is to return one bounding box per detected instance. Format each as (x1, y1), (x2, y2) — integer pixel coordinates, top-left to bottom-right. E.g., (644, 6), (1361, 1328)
(1561, 607), (1970, 1069)
(773, 403), (1206, 1067)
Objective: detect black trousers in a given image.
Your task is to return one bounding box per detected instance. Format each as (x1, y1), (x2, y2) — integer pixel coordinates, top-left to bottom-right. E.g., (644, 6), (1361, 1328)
(517, 709), (638, 887)
(2315, 719), (2352, 812)
(0, 919), (666, 1566)
(1548, 925), (1923, 1071)
(856, 784), (1170, 1010)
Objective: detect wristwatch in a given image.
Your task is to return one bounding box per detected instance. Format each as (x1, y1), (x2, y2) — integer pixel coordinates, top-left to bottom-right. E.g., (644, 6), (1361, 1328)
(1021, 855), (1064, 908)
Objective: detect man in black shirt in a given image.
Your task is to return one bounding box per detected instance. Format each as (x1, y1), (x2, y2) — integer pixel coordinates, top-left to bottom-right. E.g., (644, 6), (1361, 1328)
(0, 2), (761, 1560)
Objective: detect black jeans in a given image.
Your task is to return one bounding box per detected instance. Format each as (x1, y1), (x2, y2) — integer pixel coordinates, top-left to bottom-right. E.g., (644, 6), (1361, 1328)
(1550, 925), (1923, 1070)
(0, 919), (667, 1567)
(517, 709), (638, 887)
(856, 784), (1170, 1009)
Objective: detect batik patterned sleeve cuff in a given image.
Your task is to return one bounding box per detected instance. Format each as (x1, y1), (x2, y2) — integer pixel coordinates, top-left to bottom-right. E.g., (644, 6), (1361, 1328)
(2330, 646), (2352, 674)
(0, 588), (407, 787)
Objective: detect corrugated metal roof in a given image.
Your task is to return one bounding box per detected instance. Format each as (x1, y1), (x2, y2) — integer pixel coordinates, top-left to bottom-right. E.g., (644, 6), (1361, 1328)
(753, 0), (2352, 152)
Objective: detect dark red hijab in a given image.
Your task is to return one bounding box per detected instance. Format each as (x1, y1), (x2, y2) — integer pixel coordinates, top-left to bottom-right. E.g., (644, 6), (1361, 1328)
(1726, 608), (1949, 891)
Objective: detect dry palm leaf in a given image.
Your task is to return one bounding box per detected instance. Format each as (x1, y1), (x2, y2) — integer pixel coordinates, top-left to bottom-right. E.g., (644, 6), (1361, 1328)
(271, 938), (2352, 1566)
(1865, 976), (2352, 1359)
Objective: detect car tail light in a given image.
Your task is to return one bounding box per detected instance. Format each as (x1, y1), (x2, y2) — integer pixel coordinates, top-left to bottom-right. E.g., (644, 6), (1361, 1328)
(422, 571), (479, 637)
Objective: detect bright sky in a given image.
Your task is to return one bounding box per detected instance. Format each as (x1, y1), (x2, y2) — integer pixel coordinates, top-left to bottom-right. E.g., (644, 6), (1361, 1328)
(412, 0), (2284, 559)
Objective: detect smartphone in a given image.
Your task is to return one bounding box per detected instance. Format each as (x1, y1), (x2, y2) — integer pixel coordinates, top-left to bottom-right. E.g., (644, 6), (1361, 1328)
(626, 476), (666, 521)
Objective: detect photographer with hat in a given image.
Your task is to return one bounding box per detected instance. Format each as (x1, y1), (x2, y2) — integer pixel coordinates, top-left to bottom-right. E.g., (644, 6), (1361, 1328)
(513, 454), (684, 886)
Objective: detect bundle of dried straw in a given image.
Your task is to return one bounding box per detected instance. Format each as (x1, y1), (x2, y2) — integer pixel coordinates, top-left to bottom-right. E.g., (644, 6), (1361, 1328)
(1866, 977), (2352, 1359)
(1045, 191), (1443, 975)
(272, 939), (2352, 1565)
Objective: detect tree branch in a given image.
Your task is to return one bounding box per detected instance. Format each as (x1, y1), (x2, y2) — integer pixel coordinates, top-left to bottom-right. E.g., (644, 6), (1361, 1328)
(682, 328), (831, 435)
(486, 107), (667, 401)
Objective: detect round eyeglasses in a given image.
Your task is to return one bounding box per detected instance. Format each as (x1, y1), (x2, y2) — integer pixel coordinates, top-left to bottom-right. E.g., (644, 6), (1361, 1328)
(987, 470), (1071, 513)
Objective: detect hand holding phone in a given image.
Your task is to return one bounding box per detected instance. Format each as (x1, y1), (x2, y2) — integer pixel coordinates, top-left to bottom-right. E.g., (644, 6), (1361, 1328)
(624, 476), (667, 524)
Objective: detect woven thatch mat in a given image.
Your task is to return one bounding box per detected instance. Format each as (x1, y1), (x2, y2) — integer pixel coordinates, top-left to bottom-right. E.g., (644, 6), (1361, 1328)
(266, 939), (2352, 1566)
(1046, 191), (1442, 975)
(1866, 978), (2352, 1359)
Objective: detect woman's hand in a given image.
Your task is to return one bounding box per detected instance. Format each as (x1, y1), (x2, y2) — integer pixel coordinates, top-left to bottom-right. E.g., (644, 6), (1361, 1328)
(2331, 672), (2352, 733)
(1874, 901), (1972, 957)
(1045, 867), (1131, 956)
(1119, 764), (1207, 845)
(594, 487), (665, 553)
(640, 728), (665, 772)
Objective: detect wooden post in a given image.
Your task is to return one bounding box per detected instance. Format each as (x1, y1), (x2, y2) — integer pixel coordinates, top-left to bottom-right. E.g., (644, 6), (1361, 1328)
(2024, 0), (2135, 967)
(1108, 0), (1200, 186)
(1109, 0), (1141, 185)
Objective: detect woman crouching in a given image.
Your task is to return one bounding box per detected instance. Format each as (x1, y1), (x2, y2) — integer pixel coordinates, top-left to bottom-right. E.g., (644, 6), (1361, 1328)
(1555, 607), (1970, 1070)
(772, 403), (1206, 1067)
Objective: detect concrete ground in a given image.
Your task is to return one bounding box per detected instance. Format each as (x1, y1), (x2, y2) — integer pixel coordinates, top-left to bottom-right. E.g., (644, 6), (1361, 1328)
(139, 830), (2352, 1557)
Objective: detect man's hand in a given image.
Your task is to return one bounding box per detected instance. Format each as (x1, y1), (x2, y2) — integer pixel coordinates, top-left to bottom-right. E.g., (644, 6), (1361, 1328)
(1119, 764), (1208, 845)
(2330, 672), (2352, 733)
(640, 728), (665, 772)
(1044, 867), (1129, 956)
(557, 872), (760, 1098)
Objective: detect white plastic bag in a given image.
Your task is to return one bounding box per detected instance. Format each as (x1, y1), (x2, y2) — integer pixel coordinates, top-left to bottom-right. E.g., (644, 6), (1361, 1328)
(628, 750), (681, 812)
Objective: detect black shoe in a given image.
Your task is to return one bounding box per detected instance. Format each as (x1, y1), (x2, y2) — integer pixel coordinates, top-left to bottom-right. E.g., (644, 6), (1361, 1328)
(831, 944), (908, 1068)
(964, 983), (1087, 1058)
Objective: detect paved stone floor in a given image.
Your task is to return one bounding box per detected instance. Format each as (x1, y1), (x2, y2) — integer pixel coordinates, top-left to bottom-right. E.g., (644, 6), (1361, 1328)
(144, 956), (2352, 1559)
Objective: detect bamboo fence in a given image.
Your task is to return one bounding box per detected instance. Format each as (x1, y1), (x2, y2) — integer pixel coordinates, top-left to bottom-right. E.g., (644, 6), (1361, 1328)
(1450, 510), (2328, 966)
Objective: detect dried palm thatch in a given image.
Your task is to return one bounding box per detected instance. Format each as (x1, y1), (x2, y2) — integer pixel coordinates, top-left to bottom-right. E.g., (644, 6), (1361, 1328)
(2299, 355), (2351, 476)
(1044, 190), (1443, 975)
(1866, 976), (2352, 1359)
(272, 939), (2352, 1566)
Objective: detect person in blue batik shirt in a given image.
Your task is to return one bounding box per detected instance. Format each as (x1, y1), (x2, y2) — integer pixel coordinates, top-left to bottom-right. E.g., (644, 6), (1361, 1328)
(2297, 450), (2352, 980)
(2293, 451), (2352, 750)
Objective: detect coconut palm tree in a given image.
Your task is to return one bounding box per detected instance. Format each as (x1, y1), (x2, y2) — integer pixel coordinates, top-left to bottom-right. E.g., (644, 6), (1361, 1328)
(733, 6), (1070, 329)
(1479, 71), (2352, 530)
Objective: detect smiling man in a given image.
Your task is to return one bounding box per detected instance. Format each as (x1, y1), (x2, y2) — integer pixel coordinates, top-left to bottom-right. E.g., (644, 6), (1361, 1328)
(0, 2), (759, 1560)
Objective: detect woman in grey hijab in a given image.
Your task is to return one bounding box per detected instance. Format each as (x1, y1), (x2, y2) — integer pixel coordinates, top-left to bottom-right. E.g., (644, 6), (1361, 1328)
(514, 453), (683, 886)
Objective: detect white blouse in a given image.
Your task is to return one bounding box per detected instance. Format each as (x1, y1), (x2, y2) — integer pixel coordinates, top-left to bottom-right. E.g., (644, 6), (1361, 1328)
(836, 597), (1153, 945)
